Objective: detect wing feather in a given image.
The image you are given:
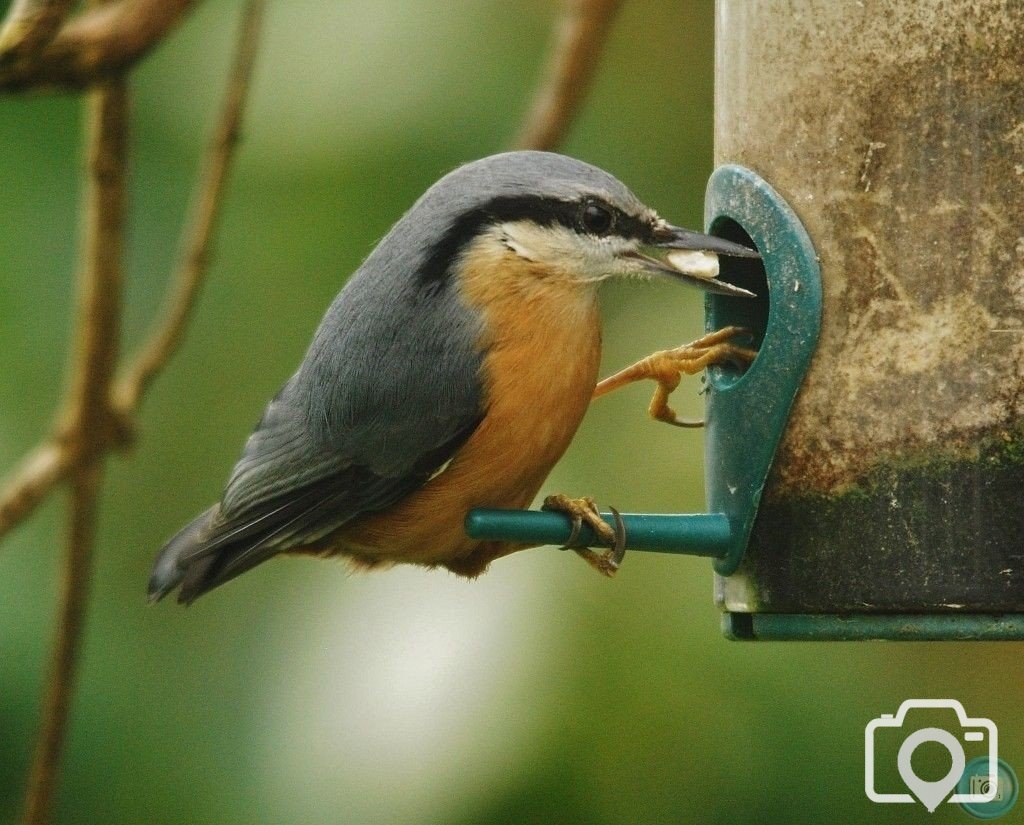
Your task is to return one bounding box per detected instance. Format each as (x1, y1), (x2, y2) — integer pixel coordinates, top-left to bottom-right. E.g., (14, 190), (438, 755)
(153, 266), (487, 602)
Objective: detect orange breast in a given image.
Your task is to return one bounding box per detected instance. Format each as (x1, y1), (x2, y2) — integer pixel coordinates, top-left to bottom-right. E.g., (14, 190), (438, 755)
(337, 243), (602, 568)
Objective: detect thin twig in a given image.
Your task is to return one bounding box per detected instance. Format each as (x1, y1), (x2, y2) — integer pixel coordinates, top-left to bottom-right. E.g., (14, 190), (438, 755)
(0, 0), (75, 65)
(514, 0), (624, 151)
(15, 3), (263, 817)
(20, 462), (103, 825)
(0, 0), (264, 547)
(115, 0), (265, 413)
(0, 443), (73, 540)
(0, 0), (198, 92)
(21, 73), (129, 825)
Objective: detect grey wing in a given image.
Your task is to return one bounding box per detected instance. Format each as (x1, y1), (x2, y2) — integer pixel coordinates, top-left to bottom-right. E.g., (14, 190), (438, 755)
(161, 380), (482, 604)
(152, 272), (487, 603)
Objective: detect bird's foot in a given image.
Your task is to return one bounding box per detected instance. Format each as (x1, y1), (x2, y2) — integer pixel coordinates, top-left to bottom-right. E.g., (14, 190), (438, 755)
(542, 494), (626, 577)
(593, 326), (758, 427)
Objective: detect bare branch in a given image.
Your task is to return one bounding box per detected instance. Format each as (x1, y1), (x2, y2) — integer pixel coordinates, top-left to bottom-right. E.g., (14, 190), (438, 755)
(20, 462), (102, 825)
(66, 98), (128, 425)
(0, 0), (263, 548)
(20, 72), (129, 825)
(115, 0), (265, 413)
(0, 0), (198, 92)
(514, 0), (624, 151)
(0, 443), (73, 541)
(0, 0), (74, 64)
(9, 2), (263, 816)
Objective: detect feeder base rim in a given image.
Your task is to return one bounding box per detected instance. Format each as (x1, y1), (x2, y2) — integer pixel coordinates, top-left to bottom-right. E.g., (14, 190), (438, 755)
(723, 612), (1024, 641)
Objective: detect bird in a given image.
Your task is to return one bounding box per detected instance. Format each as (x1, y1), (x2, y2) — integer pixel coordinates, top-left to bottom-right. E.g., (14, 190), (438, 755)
(149, 151), (758, 604)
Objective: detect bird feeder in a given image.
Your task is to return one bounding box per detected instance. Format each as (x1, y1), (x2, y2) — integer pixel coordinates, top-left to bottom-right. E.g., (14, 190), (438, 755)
(469, 0), (1024, 640)
(712, 0), (1024, 640)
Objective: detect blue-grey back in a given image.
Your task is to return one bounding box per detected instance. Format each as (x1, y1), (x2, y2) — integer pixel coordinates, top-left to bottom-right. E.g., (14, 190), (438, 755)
(218, 151), (640, 519)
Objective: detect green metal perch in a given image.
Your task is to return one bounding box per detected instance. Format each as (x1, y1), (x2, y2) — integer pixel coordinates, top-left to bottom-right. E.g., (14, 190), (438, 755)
(465, 510), (732, 558)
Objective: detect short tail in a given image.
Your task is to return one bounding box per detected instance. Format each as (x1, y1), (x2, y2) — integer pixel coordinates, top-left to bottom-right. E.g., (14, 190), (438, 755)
(147, 507), (218, 604)
(149, 477), (361, 604)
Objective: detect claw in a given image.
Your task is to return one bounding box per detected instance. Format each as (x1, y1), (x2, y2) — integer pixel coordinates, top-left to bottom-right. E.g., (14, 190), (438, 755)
(609, 506), (626, 567)
(562, 513), (582, 550)
(542, 494), (626, 577)
(593, 325), (759, 428)
(543, 494), (614, 544)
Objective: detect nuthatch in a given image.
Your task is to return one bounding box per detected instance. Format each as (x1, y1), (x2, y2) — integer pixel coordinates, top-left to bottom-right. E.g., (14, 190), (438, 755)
(149, 151), (758, 604)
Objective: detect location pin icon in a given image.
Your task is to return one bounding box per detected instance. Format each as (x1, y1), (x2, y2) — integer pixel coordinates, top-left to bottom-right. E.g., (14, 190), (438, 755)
(897, 728), (967, 812)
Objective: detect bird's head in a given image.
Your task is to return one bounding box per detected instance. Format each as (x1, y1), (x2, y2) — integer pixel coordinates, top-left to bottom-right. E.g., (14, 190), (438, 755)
(401, 151), (758, 298)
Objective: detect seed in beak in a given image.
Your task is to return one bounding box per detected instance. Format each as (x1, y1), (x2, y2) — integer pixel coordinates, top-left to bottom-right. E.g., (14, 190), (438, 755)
(666, 249), (720, 280)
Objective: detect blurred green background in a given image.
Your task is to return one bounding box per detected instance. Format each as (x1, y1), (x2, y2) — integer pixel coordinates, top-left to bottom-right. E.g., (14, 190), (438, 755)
(1, 1), (1021, 823)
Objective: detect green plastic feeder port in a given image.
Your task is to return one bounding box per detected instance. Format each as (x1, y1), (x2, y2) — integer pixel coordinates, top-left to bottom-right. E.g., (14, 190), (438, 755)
(465, 165), (821, 606)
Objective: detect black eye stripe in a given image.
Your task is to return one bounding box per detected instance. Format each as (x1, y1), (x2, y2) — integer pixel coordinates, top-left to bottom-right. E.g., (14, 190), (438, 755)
(419, 194), (654, 286)
(613, 210), (653, 242)
(481, 195), (650, 239)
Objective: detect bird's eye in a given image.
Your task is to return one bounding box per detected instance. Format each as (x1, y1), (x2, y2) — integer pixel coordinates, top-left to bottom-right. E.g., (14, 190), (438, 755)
(580, 201), (614, 236)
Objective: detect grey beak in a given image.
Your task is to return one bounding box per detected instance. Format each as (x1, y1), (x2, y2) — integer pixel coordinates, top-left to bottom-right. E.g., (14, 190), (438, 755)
(620, 224), (759, 298)
(653, 224), (760, 259)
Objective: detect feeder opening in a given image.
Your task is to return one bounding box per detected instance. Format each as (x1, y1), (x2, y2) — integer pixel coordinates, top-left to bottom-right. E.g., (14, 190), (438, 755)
(705, 217), (768, 388)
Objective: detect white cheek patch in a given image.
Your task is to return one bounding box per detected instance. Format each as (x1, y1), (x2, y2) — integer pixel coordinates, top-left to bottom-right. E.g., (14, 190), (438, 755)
(496, 220), (633, 281)
(498, 220), (577, 264)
